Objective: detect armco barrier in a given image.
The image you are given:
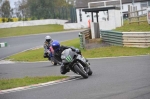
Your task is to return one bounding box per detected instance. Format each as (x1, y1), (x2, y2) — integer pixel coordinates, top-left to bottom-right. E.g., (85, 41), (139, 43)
(101, 30), (150, 48)
(122, 32), (150, 48)
(101, 30), (123, 46)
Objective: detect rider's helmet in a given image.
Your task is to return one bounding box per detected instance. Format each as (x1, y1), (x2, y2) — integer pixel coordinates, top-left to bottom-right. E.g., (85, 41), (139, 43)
(45, 35), (52, 42)
(51, 40), (60, 52)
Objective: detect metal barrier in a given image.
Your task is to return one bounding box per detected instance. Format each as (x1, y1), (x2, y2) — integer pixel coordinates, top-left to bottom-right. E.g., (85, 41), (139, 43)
(101, 30), (123, 46)
(79, 29), (91, 49)
(101, 30), (150, 48)
(122, 32), (150, 48)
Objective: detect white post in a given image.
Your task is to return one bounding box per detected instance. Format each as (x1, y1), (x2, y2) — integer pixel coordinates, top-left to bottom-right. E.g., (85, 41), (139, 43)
(88, 2), (90, 8)
(147, 7), (150, 24)
(104, 1), (106, 7)
(120, 0), (123, 26)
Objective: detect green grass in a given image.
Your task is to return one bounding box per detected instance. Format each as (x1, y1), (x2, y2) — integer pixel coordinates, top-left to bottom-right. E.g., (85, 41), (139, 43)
(1, 17), (149, 38)
(0, 76), (68, 90)
(7, 48), (48, 62)
(114, 17), (150, 32)
(7, 38), (150, 62)
(2, 18), (150, 90)
(0, 24), (64, 38)
(7, 39), (80, 62)
(82, 46), (150, 58)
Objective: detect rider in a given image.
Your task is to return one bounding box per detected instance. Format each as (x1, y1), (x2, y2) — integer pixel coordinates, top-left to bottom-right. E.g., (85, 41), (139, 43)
(51, 40), (81, 74)
(43, 35), (53, 60)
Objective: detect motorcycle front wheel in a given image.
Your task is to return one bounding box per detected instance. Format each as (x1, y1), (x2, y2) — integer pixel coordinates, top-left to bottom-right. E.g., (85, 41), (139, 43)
(88, 67), (93, 76)
(74, 65), (88, 79)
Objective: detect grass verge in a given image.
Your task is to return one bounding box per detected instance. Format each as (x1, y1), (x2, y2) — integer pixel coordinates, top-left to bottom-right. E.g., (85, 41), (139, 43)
(7, 38), (150, 62)
(1, 18), (149, 38)
(0, 24), (64, 38)
(0, 76), (68, 90)
(114, 17), (150, 32)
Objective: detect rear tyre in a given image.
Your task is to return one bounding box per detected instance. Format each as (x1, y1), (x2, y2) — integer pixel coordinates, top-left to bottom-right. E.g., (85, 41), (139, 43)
(74, 65), (88, 78)
(53, 62), (57, 65)
(51, 61), (57, 66)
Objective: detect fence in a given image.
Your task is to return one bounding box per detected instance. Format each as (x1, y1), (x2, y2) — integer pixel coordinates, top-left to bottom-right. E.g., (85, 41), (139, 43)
(101, 30), (150, 48)
(128, 5), (147, 24)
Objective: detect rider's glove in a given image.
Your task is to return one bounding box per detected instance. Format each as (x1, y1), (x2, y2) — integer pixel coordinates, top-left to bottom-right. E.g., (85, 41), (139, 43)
(70, 47), (81, 55)
(75, 49), (81, 55)
(75, 49), (79, 53)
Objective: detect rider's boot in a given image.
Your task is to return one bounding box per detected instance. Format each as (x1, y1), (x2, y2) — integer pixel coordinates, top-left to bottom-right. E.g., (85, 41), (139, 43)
(60, 64), (67, 74)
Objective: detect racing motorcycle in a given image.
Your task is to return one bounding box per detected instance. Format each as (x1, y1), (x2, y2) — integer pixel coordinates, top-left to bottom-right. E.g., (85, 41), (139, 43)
(61, 48), (92, 78)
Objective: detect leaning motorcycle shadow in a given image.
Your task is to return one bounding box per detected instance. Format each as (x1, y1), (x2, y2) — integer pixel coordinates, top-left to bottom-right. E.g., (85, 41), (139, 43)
(66, 75), (83, 80)
(67, 75), (93, 80)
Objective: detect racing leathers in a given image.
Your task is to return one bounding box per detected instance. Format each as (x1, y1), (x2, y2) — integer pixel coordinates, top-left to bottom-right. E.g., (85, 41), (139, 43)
(43, 40), (53, 60)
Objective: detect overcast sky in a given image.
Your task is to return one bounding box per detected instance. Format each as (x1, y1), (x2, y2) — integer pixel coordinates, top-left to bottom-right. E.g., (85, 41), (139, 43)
(9, 0), (20, 8)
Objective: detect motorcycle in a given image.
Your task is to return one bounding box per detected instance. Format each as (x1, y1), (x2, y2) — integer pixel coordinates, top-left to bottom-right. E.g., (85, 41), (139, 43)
(61, 48), (92, 78)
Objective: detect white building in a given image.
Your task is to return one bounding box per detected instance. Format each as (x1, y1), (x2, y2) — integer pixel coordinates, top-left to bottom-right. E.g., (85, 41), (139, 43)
(75, 0), (150, 23)
(62, 0), (150, 30)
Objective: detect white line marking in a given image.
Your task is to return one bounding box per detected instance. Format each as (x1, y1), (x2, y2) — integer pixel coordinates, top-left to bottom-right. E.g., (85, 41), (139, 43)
(0, 60), (15, 64)
(87, 55), (150, 60)
(3, 55), (149, 64)
(0, 76), (81, 94)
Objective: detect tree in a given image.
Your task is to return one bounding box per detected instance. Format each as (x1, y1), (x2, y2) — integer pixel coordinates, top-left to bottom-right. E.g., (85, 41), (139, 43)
(14, 0), (75, 20)
(14, 1), (21, 18)
(19, 0), (29, 19)
(10, 8), (14, 17)
(1, 0), (11, 18)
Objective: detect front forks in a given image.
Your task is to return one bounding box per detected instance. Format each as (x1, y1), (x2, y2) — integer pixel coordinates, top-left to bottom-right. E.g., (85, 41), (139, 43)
(77, 62), (88, 74)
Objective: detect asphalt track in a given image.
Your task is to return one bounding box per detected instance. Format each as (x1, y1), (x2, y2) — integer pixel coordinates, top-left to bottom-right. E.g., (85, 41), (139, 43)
(0, 56), (150, 99)
(0, 31), (150, 99)
(0, 30), (81, 59)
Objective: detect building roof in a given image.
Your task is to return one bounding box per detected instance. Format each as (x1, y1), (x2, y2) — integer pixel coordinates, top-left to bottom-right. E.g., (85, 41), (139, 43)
(75, 0), (148, 8)
(82, 6), (120, 12)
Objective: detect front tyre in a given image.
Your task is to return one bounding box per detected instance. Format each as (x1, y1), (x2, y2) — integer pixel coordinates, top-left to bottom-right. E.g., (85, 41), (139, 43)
(88, 67), (92, 76)
(74, 65), (88, 79)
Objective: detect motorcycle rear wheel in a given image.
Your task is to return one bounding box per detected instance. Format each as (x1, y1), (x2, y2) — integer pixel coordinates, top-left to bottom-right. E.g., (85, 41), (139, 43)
(51, 61), (57, 65)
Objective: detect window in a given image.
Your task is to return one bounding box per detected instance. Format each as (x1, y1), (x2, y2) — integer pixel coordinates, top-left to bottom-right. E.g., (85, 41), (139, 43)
(141, 2), (147, 8)
(148, 1), (150, 7)
(140, 2), (147, 15)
